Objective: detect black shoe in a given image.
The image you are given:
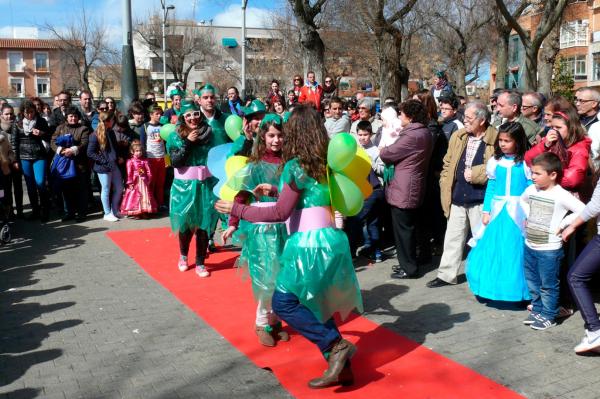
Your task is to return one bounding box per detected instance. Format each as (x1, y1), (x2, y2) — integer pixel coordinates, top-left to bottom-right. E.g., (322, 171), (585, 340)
(61, 214), (75, 222)
(391, 269), (415, 279)
(426, 278), (451, 288)
(75, 214), (86, 223)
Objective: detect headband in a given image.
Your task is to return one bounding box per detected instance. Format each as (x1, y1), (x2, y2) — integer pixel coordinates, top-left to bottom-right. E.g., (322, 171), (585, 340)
(552, 111), (569, 121)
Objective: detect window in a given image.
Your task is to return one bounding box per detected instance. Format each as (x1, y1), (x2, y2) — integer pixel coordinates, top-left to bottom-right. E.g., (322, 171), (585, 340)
(511, 36), (520, 63)
(560, 20), (588, 48)
(34, 52), (49, 72)
(593, 53), (600, 81)
(104, 80), (115, 91)
(194, 82), (204, 90)
(36, 77), (50, 96)
(9, 77), (24, 97)
(564, 55), (587, 80)
(151, 57), (167, 73)
(8, 52), (24, 72)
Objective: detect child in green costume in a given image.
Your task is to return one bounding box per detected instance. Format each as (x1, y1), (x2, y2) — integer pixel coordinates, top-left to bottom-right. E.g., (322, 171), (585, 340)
(167, 102), (219, 278)
(222, 115), (289, 347)
(216, 105), (363, 389)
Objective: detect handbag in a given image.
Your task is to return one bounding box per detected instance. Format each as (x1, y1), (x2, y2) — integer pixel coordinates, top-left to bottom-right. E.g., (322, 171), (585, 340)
(51, 155), (77, 180)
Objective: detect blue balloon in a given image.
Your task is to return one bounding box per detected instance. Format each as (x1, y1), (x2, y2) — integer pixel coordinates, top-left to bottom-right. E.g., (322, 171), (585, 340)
(207, 143), (233, 198)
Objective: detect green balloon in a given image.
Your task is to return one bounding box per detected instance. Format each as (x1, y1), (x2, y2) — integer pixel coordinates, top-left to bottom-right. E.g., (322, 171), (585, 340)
(160, 123), (176, 141)
(327, 133), (357, 172)
(329, 172), (363, 216)
(225, 114), (243, 141)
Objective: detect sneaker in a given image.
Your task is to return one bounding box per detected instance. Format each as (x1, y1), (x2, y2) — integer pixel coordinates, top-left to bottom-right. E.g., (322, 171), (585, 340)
(574, 330), (600, 354)
(530, 315), (557, 330)
(103, 213), (119, 222)
(367, 249), (383, 263)
(178, 256), (189, 272)
(527, 304), (533, 312)
(523, 312), (541, 325)
(195, 264), (210, 278)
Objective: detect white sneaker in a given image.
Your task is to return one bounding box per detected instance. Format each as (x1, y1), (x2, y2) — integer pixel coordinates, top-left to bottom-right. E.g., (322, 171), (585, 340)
(195, 265), (210, 278)
(178, 256), (189, 272)
(103, 213), (119, 222)
(574, 330), (600, 354)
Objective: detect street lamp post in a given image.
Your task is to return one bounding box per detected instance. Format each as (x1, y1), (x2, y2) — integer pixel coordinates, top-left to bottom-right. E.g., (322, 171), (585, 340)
(241, 0), (248, 101)
(121, 0), (138, 112)
(161, 0), (175, 107)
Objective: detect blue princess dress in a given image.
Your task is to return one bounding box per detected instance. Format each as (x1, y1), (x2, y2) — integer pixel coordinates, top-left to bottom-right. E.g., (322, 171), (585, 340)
(466, 156), (532, 301)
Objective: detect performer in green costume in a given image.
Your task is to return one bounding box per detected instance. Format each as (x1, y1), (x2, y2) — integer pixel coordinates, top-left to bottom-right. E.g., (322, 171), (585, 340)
(222, 114), (289, 347)
(216, 105), (363, 389)
(167, 101), (220, 278)
(230, 99), (266, 157)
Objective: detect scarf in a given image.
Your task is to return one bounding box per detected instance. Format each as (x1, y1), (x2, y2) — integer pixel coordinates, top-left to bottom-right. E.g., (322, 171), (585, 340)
(435, 77), (448, 91)
(305, 81), (319, 92)
(23, 118), (36, 136)
(323, 83), (336, 94)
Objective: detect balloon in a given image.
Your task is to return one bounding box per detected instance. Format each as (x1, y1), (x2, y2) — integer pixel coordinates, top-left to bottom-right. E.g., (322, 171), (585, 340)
(225, 114), (243, 141)
(159, 123), (176, 141)
(356, 178), (373, 199)
(327, 133), (357, 172)
(219, 184), (239, 202)
(341, 146), (372, 182)
(207, 143), (234, 198)
(225, 156), (248, 178)
(329, 172), (363, 216)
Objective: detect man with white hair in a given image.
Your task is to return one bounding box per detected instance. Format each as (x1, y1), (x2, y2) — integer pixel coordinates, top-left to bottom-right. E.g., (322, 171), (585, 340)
(427, 101), (498, 288)
(350, 97), (382, 137)
(522, 92), (545, 129)
(575, 87), (600, 132)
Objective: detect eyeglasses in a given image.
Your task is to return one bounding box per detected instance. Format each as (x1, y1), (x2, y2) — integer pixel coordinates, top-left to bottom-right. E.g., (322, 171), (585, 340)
(439, 107), (454, 112)
(184, 111), (201, 118)
(521, 105), (536, 109)
(358, 106), (368, 110)
(575, 98), (596, 103)
(98, 107), (108, 111)
(325, 80), (332, 83)
(324, 108), (330, 112)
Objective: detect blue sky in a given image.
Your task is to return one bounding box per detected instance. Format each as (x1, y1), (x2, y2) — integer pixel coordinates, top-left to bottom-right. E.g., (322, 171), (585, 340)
(0, 0), (281, 38)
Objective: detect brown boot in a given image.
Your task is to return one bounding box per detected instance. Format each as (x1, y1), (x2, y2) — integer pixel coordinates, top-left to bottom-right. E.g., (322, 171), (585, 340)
(308, 339), (356, 389)
(255, 326), (275, 347)
(271, 323), (290, 342)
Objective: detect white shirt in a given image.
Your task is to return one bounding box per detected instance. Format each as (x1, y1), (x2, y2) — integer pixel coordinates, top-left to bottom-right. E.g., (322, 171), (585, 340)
(520, 185), (585, 250)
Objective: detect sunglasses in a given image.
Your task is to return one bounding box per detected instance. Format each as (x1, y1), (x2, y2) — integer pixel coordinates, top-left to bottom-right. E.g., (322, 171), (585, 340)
(325, 80), (332, 83)
(98, 107), (108, 111)
(184, 111), (201, 118)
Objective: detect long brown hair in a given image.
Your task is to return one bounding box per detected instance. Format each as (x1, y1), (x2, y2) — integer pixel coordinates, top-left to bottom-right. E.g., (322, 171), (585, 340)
(282, 104), (328, 181)
(551, 107), (586, 147)
(414, 90), (438, 121)
(247, 120), (283, 164)
(96, 111), (114, 151)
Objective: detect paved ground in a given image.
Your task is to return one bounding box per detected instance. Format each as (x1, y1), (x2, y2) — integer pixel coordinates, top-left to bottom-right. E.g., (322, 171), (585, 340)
(1, 209), (600, 399)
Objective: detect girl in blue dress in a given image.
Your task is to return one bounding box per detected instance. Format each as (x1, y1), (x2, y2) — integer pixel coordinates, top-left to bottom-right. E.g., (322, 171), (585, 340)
(466, 122), (532, 302)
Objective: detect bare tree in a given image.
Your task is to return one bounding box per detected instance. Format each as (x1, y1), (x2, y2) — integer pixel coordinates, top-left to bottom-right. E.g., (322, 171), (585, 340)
(356, 0), (419, 101)
(493, 0), (530, 90)
(134, 17), (217, 89)
(287, 0), (328, 82)
(42, 7), (118, 93)
(538, 20), (561, 96)
(429, 0), (494, 96)
(496, 0), (568, 91)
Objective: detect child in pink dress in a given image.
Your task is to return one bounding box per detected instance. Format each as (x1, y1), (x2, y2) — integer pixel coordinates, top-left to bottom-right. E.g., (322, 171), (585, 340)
(120, 141), (157, 217)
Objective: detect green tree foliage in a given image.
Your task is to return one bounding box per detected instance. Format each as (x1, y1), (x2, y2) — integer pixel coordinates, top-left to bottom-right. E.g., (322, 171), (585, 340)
(551, 57), (574, 102)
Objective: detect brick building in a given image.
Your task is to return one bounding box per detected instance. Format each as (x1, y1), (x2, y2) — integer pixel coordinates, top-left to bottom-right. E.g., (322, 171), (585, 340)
(0, 38), (79, 99)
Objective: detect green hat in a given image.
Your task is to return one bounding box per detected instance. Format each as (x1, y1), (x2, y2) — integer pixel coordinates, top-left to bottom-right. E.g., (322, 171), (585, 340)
(180, 101), (199, 114)
(259, 113), (283, 128)
(241, 99), (266, 117)
(199, 84), (217, 95)
(170, 89), (185, 99)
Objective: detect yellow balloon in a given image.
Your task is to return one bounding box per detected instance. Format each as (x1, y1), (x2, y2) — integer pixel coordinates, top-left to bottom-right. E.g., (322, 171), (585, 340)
(357, 178), (373, 199)
(341, 146), (371, 182)
(219, 184), (239, 202)
(225, 156), (248, 178)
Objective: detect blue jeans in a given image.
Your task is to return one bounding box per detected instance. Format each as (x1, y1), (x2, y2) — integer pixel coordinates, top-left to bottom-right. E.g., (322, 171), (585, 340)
(272, 291), (340, 353)
(97, 168), (123, 216)
(346, 188), (383, 253)
(20, 159), (48, 211)
(568, 235), (600, 332)
(523, 245), (564, 320)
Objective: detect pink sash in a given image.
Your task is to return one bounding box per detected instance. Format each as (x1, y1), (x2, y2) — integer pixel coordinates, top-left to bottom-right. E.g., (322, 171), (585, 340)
(174, 166), (212, 181)
(286, 206), (334, 234)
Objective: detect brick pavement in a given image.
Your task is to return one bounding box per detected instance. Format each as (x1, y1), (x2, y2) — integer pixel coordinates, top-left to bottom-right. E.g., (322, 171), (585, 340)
(1, 213), (600, 399)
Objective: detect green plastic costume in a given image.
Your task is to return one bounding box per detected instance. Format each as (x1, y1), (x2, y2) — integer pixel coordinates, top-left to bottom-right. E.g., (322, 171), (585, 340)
(227, 161), (288, 307)
(275, 159), (363, 322)
(198, 84), (231, 145)
(166, 129), (219, 233)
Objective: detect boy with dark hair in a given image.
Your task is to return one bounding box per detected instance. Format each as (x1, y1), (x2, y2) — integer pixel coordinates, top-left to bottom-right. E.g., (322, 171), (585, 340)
(439, 95), (464, 140)
(346, 121), (385, 262)
(141, 105), (167, 210)
(520, 152), (585, 330)
(324, 97), (350, 138)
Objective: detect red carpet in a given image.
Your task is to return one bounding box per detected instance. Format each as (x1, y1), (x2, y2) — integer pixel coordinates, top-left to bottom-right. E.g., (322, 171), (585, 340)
(108, 227), (524, 399)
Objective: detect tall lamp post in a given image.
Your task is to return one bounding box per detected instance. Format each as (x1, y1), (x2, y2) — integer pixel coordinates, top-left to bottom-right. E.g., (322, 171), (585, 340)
(241, 0), (248, 100)
(161, 0), (175, 107)
(121, 0), (138, 111)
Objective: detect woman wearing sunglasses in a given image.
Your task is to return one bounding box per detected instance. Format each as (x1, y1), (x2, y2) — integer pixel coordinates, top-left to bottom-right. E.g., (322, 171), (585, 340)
(166, 101), (219, 278)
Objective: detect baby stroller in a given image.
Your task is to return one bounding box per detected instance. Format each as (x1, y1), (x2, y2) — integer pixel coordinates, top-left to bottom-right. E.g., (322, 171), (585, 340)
(0, 176), (11, 245)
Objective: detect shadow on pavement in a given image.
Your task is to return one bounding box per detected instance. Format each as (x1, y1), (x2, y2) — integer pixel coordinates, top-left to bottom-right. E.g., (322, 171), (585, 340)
(0, 221), (106, 394)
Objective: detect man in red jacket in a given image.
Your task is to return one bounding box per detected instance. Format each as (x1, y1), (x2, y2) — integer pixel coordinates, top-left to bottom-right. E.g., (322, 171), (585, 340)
(299, 71), (323, 112)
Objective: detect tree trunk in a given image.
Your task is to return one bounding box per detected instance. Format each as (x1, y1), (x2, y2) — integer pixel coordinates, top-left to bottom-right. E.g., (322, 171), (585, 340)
(454, 62), (467, 97)
(298, 25), (325, 82)
(538, 22), (561, 96)
(495, 30), (509, 90)
(378, 32), (407, 101)
(523, 49), (538, 91)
